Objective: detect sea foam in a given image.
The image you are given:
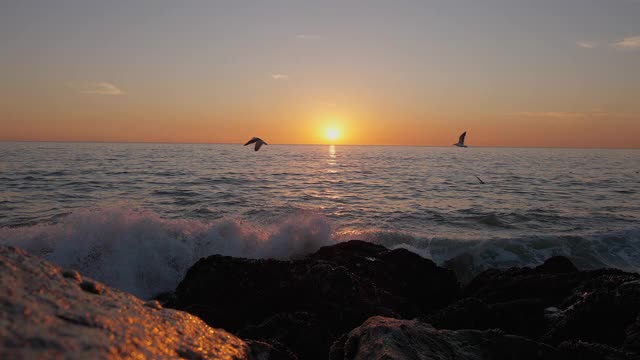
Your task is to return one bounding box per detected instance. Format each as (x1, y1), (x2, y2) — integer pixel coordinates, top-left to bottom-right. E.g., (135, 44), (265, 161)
(2, 206), (639, 298)
(0, 206), (333, 299)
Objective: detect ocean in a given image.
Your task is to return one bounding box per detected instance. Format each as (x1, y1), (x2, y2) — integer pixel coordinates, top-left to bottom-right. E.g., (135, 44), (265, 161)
(1, 141), (638, 298)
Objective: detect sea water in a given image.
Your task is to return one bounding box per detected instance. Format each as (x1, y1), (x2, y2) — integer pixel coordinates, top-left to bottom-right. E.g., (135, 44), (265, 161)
(1, 142), (638, 298)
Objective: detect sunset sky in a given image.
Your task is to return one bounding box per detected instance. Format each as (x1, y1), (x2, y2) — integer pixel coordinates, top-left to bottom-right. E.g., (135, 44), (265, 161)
(1, 0), (639, 147)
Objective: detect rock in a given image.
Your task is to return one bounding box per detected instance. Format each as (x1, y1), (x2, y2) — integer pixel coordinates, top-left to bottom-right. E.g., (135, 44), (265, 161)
(245, 340), (298, 360)
(169, 240), (459, 360)
(536, 256), (579, 274)
(625, 313), (640, 353)
(558, 341), (634, 360)
(424, 297), (497, 331)
(425, 297), (548, 339)
(0, 245), (251, 360)
(464, 258), (633, 305)
(62, 269), (82, 282)
(239, 312), (329, 360)
(432, 256), (640, 353)
(144, 300), (162, 310)
(443, 252), (478, 284)
(80, 279), (105, 295)
(543, 275), (640, 347)
(329, 316), (560, 360)
(308, 240), (460, 315)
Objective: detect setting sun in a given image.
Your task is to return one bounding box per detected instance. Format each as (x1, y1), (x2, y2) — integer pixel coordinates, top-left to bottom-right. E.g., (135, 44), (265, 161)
(325, 128), (341, 142)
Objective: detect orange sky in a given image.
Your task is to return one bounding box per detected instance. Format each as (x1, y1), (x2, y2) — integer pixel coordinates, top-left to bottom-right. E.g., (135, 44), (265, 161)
(1, 1), (639, 148)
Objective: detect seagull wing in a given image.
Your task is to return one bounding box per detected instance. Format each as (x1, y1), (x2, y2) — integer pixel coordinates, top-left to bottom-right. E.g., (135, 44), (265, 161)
(254, 141), (264, 151)
(244, 137), (257, 146)
(458, 132), (467, 145)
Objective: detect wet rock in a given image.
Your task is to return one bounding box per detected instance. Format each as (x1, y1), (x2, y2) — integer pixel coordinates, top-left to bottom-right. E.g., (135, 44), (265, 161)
(62, 269), (82, 282)
(543, 274), (640, 347)
(463, 259), (632, 306)
(144, 300), (162, 310)
(424, 297), (497, 330)
(80, 280), (105, 295)
(246, 340), (298, 360)
(423, 296), (549, 338)
(308, 240), (459, 315)
(536, 256), (579, 274)
(558, 341), (633, 360)
(239, 312), (330, 360)
(169, 240), (459, 360)
(329, 316), (559, 360)
(0, 245), (251, 360)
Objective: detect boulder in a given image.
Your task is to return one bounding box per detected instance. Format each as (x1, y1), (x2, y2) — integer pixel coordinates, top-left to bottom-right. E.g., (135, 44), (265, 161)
(0, 246), (251, 360)
(308, 240), (460, 315)
(329, 316), (560, 360)
(543, 275), (640, 347)
(169, 240), (459, 360)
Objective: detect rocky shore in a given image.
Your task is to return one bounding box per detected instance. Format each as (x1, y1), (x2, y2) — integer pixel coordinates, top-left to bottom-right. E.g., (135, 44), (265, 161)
(2, 241), (640, 359)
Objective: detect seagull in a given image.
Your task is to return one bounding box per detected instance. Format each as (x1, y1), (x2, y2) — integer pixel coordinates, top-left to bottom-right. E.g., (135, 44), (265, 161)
(244, 137), (268, 151)
(475, 176), (485, 184)
(454, 131), (468, 148)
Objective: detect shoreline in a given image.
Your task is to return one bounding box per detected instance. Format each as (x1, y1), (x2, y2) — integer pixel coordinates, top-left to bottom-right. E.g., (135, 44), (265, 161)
(2, 240), (639, 359)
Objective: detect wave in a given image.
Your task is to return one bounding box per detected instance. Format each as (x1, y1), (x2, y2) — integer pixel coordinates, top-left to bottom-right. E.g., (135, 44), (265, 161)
(1, 206), (639, 298)
(0, 207), (333, 299)
(346, 228), (640, 282)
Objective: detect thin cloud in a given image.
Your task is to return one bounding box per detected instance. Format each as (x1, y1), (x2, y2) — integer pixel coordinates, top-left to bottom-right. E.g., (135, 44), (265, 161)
(82, 82), (125, 95)
(577, 41), (597, 49)
(513, 111), (608, 119)
(613, 35), (640, 49)
(295, 34), (326, 40)
(271, 74), (290, 80)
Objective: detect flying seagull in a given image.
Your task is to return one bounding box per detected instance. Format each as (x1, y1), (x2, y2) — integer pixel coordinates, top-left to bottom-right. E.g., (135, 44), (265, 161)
(244, 137), (268, 151)
(454, 131), (468, 148)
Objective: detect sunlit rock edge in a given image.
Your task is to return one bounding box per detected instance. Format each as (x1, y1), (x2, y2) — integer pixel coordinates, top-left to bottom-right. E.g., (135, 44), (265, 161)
(0, 245), (250, 360)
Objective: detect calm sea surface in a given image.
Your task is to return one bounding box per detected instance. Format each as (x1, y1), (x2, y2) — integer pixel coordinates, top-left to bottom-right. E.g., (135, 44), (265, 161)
(1, 142), (639, 297)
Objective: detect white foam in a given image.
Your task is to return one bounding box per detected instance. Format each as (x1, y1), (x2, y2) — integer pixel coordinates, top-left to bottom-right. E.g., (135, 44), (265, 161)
(2, 206), (639, 298)
(0, 206), (334, 299)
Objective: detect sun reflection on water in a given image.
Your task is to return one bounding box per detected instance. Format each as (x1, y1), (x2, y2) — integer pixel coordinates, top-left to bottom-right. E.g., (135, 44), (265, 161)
(327, 145), (337, 173)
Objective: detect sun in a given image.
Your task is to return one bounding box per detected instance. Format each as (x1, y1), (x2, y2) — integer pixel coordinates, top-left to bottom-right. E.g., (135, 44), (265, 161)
(325, 128), (341, 142)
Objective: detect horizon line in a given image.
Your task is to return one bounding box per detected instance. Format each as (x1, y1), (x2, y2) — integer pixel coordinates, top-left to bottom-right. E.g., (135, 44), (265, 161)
(0, 139), (638, 150)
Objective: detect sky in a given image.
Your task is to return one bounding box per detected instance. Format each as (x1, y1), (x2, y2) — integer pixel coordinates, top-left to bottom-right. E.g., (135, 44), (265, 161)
(1, 0), (639, 147)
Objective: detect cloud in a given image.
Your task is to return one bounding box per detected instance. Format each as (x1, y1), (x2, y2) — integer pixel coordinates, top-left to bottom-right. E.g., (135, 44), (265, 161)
(613, 35), (640, 49)
(513, 111), (608, 119)
(271, 74), (290, 80)
(295, 34), (326, 40)
(82, 82), (125, 95)
(577, 41), (597, 49)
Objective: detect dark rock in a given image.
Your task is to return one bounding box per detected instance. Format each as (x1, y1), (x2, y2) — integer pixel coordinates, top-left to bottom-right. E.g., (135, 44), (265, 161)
(558, 341), (634, 360)
(536, 256), (579, 274)
(424, 297), (497, 330)
(80, 280), (105, 295)
(543, 275), (640, 347)
(308, 240), (460, 315)
(239, 312), (329, 360)
(491, 298), (548, 338)
(438, 257), (640, 352)
(246, 340), (298, 360)
(464, 259), (634, 306)
(329, 316), (560, 360)
(424, 297), (548, 338)
(443, 252), (478, 285)
(62, 269), (82, 282)
(169, 240), (459, 360)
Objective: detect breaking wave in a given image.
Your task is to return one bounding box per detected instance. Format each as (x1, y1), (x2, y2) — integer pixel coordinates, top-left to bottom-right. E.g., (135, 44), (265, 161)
(0, 206), (333, 299)
(1, 206), (639, 297)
